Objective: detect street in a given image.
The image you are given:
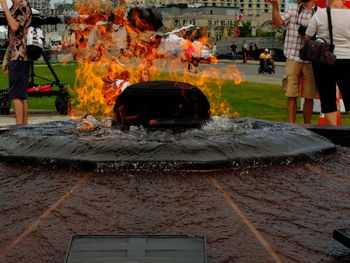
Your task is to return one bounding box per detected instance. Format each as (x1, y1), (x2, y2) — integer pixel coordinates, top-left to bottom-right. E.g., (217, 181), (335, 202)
(201, 59), (285, 85)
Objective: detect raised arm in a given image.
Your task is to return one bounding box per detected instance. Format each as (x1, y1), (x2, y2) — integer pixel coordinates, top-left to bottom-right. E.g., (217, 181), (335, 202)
(267, 0), (284, 27)
(0, 0), (20, 32)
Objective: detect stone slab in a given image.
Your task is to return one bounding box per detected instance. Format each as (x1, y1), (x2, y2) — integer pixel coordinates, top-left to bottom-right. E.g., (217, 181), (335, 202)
(300, 124), (350, 147)
(0, 118), (336, 172)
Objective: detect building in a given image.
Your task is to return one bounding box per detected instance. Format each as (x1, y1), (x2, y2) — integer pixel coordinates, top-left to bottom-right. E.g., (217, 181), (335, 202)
(153, 0), (285, 17)
(160, 6), (239, 40)
(28, 0), (50, 12)
(159, 3), (285, 41)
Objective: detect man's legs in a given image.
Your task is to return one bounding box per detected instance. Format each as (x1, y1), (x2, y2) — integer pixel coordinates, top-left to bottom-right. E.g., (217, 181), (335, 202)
(12, 99), (28, 125)
(287, 97), (313, 124)
(287, 97), (297, 123)
(285, 60), (301, 123)
(23, 99), (28, 124)
(259, 58), (265, 68)
(9, 61), (30, 125)
(301, 63), (317, 124)
(303, 98), (313, 124)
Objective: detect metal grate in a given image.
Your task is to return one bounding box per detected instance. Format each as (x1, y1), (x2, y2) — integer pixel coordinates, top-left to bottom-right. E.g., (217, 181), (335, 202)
(65, 235), (207, 263)
(333, 228), (350, 249)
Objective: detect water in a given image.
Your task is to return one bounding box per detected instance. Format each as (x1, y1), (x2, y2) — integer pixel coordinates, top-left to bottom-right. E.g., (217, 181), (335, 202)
(0, 147), (350, 263)
(0, 117), (335, 172)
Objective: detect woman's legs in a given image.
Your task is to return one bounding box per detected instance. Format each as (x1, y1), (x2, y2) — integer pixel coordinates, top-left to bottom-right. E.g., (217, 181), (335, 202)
(325, 112), (338, 125)
(312, 62), (337, 124)
(335, 60), (350, 113)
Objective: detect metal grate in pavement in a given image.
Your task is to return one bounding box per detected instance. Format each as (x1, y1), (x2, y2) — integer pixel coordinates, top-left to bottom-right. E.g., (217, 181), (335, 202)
(65, 235), (207, 263)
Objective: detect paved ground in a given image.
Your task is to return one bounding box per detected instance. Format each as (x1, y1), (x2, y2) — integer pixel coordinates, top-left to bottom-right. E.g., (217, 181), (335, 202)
(0, 111), (70, 126)
(215, 59), (285, 85)
(1, 147), (350, 263)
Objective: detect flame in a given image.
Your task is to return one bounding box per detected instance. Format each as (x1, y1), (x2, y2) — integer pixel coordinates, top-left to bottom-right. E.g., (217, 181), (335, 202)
(63, 0), (243, 120)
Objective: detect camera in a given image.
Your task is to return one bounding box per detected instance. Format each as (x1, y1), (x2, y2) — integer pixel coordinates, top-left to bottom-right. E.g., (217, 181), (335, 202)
(298, 25), (307, 36)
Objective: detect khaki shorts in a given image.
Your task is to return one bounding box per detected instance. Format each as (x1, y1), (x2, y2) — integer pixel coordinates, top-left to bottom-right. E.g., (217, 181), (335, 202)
(282, 59), (317, 99)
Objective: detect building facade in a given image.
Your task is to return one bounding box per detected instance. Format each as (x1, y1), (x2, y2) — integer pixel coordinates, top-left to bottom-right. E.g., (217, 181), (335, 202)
(28, 0), (50, 11)
(153, 0), (285, 17)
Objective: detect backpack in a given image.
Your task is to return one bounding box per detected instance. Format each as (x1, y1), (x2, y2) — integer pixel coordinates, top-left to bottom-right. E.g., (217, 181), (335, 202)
(27, 26), (44, 61)
(26, 4), (44, 61)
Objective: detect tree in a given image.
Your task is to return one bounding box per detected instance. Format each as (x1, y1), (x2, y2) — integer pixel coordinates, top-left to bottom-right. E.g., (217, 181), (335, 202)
(238, 21), (252, 37)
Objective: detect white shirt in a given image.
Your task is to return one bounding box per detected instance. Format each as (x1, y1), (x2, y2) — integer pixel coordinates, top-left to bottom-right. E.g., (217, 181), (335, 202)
(306, 8), (350, 59)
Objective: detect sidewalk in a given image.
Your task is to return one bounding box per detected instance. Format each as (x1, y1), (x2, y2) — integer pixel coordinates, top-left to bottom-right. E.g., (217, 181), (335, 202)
(219, 58), (286, 67)
(0, 110), (70, 127)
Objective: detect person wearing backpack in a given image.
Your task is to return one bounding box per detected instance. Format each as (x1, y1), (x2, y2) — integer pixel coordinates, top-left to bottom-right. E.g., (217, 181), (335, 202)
(0, 0), (32, 125)
(267, 0), (318, 124)
(305, 0), (350, 125)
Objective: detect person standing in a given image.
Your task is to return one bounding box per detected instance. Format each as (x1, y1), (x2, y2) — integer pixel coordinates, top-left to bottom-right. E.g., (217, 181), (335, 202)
(230, 42), (237, 61)
(253, 43), (259, 60)
(305, 0), (350, 125)
(0, 0), (32, 125)
(211, 42), (217, 57)
(268, 0), (317, 124)
(242, 40), (248, 63)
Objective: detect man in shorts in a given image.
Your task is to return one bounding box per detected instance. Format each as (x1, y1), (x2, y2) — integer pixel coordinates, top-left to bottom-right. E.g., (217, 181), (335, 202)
(268, 0), (317, 123)
(0, 0), (32, 125)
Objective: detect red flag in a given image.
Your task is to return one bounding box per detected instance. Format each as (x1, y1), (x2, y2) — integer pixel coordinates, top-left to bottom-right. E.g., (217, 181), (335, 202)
(316, 0), (350, 8)
(344, 0), (350, 8)
(236, 27), (241, 38)
(237, 12), (244, 23)
(316, 0), (326, 8)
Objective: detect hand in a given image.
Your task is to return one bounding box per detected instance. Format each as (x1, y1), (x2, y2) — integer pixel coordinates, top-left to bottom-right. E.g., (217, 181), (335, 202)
(266, 0), (279, 6)
(0, 0), (7, 8)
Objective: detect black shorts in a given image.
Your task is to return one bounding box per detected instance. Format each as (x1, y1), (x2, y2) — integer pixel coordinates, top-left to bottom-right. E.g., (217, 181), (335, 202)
(8, 60), (31, 100)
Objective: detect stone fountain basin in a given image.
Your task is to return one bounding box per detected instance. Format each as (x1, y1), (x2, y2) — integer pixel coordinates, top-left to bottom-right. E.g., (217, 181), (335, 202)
(0, 118), (335, 172)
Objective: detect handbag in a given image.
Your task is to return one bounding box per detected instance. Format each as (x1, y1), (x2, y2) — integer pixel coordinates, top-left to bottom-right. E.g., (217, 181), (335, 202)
(300, 6), (336, 66)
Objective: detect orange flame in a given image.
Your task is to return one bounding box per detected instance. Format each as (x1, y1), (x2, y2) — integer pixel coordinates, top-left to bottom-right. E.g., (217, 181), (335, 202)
(63, 0), (243, 120)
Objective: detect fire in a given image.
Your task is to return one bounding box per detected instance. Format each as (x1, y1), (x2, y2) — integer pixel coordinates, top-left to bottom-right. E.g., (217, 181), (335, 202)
(62, 0), (243, 120)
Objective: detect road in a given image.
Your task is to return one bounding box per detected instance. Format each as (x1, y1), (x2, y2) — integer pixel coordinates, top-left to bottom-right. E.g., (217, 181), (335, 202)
(132, 57), (285, 86)
(201, 59), (285, 85)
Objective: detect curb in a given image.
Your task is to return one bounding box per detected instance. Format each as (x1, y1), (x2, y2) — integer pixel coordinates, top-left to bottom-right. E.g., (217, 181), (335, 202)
(218, 59), (286, 67)
(300, 124), (350, 147)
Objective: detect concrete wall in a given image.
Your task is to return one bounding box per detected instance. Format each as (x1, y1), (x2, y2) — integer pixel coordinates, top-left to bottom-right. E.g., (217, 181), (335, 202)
(217, 37), (284, 54)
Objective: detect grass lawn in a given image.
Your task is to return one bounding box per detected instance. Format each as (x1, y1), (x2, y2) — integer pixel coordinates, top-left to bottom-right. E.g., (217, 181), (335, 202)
(1, 63), (348, 125)
(0, 62), (76, 112)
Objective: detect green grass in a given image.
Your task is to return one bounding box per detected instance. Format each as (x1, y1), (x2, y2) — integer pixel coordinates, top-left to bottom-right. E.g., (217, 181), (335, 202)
(1, 63), (76, 111)
(222, 81), (350, 125)
(1, 63), (348, 125)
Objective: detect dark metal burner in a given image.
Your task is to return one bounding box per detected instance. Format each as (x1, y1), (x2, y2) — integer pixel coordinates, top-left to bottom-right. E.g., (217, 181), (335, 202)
(113, 81), (211, 130)
(0, 117), (336, 172)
